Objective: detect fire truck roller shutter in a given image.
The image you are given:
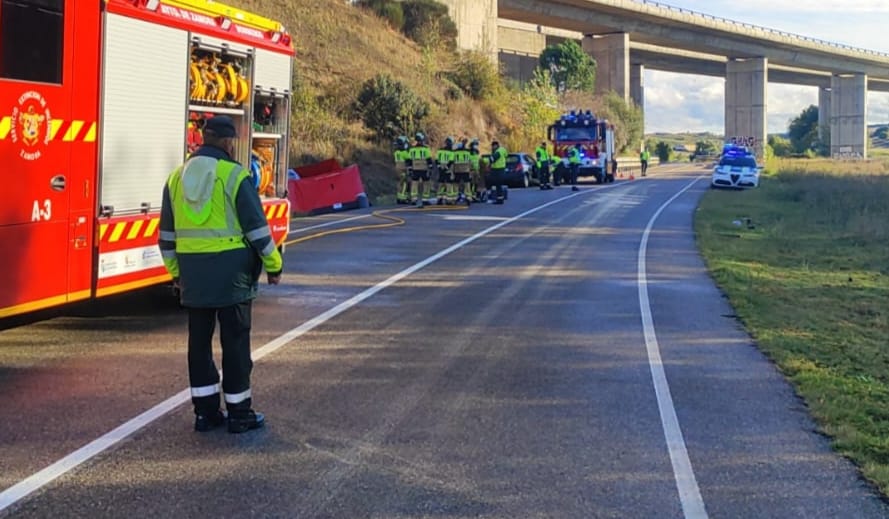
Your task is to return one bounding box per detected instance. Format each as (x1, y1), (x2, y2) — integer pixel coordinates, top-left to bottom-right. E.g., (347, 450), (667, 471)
(100, 13), (188, 214)
(254, 48), (292, 94)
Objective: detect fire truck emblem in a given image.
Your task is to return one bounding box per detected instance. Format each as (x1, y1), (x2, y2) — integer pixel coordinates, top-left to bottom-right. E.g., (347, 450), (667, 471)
(11, 90), (52, 161)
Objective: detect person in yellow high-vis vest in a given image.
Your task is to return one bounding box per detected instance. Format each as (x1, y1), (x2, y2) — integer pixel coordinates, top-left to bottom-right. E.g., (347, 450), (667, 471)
(159, 115), (282, 434)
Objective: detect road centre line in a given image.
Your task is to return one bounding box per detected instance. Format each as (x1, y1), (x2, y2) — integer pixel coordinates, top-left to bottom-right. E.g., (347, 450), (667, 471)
(0, 179), (635, 513)
(637, 175), (708, 519)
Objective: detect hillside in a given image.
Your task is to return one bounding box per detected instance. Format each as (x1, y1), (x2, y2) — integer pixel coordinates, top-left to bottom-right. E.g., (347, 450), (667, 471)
(227, 0), (642, 204)
(227, 0), (505, 203)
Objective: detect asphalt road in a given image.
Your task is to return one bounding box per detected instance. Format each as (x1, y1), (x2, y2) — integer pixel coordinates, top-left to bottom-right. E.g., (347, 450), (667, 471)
(1, 164), (887, 518)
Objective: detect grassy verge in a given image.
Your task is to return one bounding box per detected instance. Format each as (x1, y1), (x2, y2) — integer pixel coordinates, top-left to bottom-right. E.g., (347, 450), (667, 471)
(695, 160), (889, 493)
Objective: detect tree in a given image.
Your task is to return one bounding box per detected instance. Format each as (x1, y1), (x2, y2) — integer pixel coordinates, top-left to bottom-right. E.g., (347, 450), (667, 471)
(788, 105), (821, 155)
(655, 141), (672, 162)
(767, 135), (793, 157)
(538, 41), (596, 93)
(599, 92), (642, 153)
(401, 0), (457, 51)
(695, 140), (717, 155)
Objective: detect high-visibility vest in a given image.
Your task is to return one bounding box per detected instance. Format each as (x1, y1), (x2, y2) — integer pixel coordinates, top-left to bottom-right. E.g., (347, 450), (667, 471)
(166, 159), (248, 254)
(491, 147), (507, 169)
(569, 147), (581, 164)
(535, 146), (549, 168)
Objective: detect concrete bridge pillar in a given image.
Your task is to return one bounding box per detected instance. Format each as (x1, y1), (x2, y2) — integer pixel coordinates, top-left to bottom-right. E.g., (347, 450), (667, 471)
(818, 86), (832, 145)
(631, 63), (644, 130)
(725, 57), (767, 160)
(830, 74), (868, 158)
(582, 33), (630, 101)
(437, 0), (498, 59)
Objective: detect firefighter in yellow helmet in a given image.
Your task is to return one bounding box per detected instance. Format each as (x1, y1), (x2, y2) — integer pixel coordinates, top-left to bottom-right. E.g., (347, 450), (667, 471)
(158, 115), (281, 434)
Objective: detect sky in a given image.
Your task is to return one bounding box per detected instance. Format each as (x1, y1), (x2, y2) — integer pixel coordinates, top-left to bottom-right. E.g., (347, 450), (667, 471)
(639, 0), (889, 134)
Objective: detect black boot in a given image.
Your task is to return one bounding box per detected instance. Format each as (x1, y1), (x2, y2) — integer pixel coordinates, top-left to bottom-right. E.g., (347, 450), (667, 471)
(228, 410), (265, 434)
(194, 410), (225, 432)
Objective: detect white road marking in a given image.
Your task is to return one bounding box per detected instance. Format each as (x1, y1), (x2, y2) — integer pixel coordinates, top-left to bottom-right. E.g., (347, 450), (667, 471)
(288, 214), (371, 234)
(637, 175), (709, 519)
(0, 181), (631, 513)
(433, 215), (510, 221)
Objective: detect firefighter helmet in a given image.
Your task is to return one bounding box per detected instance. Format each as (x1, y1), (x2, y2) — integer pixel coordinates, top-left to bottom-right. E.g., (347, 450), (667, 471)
(445, 136), (454, 148)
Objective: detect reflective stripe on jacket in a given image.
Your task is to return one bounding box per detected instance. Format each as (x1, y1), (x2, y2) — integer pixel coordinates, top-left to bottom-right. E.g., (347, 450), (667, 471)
(159, 145), (283, 308)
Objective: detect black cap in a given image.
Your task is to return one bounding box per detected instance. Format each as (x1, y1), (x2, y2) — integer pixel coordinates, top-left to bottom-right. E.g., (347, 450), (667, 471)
(204, 115), (237, 138)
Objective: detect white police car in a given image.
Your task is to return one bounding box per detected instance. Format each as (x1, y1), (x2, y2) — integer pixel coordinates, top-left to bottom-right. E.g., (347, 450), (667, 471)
(711, 146), (761, 189)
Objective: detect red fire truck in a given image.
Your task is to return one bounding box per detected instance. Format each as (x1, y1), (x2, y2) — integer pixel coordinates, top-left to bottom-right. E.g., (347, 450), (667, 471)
(547, 110), (616, 184)
(0, 0), (295, 319)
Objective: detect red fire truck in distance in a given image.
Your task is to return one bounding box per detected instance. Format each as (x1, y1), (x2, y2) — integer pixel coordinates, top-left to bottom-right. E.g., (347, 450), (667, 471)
(547, 110), (616, 184)
(0, 0), (295, 319)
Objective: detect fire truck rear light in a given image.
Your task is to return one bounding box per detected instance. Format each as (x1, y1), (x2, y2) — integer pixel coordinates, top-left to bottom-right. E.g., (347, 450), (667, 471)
(217, 16), (232, 30)
(269, 31), (282, 43)
(144, 0), (160, 10)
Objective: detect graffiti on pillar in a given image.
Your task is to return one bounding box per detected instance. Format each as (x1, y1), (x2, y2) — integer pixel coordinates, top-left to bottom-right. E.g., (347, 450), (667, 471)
(729, 136), (756, 148)
(833, 146), (863, 160)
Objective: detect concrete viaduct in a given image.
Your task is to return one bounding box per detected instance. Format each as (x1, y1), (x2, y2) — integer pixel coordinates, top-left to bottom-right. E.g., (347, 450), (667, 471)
(438, 0), (889, 158)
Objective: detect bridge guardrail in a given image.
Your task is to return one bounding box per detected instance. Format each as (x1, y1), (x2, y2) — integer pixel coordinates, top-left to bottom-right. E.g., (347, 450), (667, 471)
(637, 0), (889, 59)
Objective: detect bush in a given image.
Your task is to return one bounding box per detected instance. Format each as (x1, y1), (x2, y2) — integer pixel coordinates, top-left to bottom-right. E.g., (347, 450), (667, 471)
(355, 0), (404, 31)
(447, 50), (503, 101)
(353, 74), (429, 142)
(401, 0), (457, 51)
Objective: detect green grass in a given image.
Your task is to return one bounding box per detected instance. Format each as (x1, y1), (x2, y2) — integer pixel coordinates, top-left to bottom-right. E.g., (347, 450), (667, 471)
(695, 164), (889, 494)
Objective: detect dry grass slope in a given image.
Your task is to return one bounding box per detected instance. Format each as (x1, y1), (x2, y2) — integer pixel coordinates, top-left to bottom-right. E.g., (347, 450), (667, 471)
(228, 0), (507, 203)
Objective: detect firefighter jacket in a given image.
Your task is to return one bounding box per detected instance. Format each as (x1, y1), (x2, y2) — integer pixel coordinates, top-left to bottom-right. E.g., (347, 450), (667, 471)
(409, 145), (432, 172)
(393, 149), (409, 172)
(452, 149), (472, 173)
(491, 146), (508, 169)
(535, 145), (550, 168)
(436, 148), (454, 170)
(469, 150), (480, 173)
(159, 145), (283, 308)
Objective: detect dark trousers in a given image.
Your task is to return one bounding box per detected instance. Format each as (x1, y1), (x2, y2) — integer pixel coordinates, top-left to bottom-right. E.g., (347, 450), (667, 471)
(569, 163), (579, 185)
(486, 168), (506, 201)
(641, 160), (648, 175)
(188, 300), (254, 417)
(538, 163), (550, 185)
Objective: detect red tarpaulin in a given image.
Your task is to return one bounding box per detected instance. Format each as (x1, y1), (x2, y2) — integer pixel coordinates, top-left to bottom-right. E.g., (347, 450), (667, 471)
(287, 161), (367, 215)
